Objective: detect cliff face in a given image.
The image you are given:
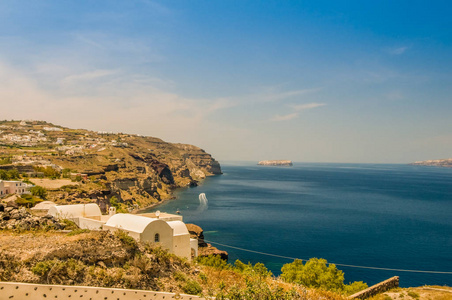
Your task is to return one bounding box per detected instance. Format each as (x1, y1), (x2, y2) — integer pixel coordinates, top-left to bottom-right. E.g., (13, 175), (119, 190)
(173, 144), (222, 177)
(0, 120), (222, 210)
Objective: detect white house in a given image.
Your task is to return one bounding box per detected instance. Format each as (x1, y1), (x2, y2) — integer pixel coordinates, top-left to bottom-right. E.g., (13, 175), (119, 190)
(47, 203), (198, 260)
(104, 214), (174, 251)
(167, 220), (192, 259)
(48, 203), (106, 230)
(0, 180), (33, 196)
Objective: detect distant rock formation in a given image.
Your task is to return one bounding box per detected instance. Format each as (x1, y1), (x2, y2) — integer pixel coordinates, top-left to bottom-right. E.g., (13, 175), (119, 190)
(258, 160), (293, 166)
(410, 158), (452, 168)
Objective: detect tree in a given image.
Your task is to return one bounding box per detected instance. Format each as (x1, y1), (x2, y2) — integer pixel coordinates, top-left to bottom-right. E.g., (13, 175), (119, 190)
(281, 258), (367, 294)
(30, 185), (47, 199)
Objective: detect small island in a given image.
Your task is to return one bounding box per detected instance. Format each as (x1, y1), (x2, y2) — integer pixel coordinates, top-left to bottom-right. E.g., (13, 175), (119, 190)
(410, 158), (452, 168)
(258, 160), (293, 166)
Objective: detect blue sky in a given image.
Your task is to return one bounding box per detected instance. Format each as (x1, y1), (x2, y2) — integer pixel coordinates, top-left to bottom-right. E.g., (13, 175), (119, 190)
(0, 1), (450, 163)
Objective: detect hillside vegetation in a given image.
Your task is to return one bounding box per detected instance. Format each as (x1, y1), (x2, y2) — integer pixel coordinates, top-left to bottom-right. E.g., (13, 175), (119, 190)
(0, 229), (349, 299)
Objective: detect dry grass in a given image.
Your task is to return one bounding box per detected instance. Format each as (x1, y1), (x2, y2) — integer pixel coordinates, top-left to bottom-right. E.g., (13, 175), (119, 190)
(369, 286), (452, 300)
(29, 178), (79, 189)
(0, 230), (348, 298)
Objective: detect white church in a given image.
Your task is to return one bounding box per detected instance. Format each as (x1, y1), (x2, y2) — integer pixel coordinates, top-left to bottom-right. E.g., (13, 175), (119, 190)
(47, 203), (198, 260)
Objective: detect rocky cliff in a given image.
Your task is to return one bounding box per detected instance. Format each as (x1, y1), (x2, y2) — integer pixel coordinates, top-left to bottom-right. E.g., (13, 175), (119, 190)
(0, 120), (222, 211)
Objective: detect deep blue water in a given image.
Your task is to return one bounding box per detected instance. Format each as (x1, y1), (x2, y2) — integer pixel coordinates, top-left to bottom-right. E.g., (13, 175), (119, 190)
(147, 162), (452, 287)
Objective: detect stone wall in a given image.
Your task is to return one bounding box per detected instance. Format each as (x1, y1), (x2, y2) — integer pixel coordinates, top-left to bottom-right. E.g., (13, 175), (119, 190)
(349, 276), (399, 299)
(0, 281), (206, 300)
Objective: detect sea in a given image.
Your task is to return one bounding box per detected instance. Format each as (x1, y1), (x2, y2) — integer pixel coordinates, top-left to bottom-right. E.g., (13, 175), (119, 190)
(146, 162), (452, 288)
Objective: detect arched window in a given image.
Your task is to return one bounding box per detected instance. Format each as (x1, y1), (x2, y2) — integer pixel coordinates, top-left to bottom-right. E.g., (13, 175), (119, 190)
(154, 233), (160, 243)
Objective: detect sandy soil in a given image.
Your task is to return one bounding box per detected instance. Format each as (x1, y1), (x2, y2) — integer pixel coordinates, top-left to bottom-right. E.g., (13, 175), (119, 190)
(373, 286), (452, 300)
(29, 178), (79, 189)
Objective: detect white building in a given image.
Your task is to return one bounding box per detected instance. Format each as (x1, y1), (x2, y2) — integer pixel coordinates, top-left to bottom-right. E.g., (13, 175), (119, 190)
(48, 203), (106, 230)
(48, 204), (197, 260)
(0, 180), (33, 196)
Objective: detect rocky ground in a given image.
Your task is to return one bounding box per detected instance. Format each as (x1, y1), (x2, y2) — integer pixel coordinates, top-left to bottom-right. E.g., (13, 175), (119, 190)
(0, 204), (67, 231)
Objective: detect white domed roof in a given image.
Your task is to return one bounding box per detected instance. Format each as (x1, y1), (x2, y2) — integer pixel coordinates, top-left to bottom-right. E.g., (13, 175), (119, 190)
(167, 221), (189, 236)
(105, 213), (168, 233)
(48, 203), (101, 218)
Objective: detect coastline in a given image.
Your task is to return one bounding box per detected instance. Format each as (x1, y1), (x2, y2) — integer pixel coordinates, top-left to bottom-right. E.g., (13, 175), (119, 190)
(133, 173), (221, 214)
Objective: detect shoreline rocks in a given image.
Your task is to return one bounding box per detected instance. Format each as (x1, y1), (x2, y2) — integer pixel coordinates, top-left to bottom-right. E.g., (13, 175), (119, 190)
(186, 223), (228, 261)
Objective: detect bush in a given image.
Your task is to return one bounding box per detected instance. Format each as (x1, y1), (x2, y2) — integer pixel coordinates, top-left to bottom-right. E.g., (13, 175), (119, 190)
(115, 230), (138, 249)
(0, 169), (20, 180)
(109, 196), (128, 213)
(32, 260), (53, 277)
(33, 166), (61, 178)
(182, 279), (203, 295)
(60, 219), (79, 230)
(407, 291), (420, 299)
(234, 260), (272, 278)
(344, 281), (368, 295)
(0, 157), (12, 165)
(281, 258), (367, 294)
(30, 185), (47, 199)
(196, 255), (230, 270)
(15, 195), (43, 208)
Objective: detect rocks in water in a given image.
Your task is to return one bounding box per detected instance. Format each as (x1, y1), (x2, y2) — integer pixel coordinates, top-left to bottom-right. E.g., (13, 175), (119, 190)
(186, 223), (228, 261)
(199, 243), (229, 261)
(187, 180), (198, 187)
(186, 224), (207, 247)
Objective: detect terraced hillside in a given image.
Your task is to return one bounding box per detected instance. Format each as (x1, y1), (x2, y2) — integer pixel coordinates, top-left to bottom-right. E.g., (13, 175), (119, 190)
(0, 120), (221, 211)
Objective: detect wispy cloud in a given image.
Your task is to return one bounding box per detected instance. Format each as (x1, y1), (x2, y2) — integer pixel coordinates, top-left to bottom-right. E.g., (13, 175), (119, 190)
(271, 113), (299, 122)
(250, 87), (321, 103)
(62, 69), (119, 84)
(271, 102), (327, 122)
(0, 61), (233, 142)
(292, 102), (326, 111)
(386, 46), (409, 55)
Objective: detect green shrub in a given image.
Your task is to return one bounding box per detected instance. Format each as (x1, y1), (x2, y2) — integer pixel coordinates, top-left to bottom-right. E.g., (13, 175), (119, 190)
(182, 279), (202, 295)
(281, 258), (367, 294)
(32, 260), (54, 277)
(0, 157), (12, 165)
(115, 230), (138, 248)
(234, 260), (272, 278)
(30, 185), (47, 199)
(343, 281), (368, 295)
(0, 169), (19, 180)
(15, 195), (43, 208)
(110, 196), (128, 213)
(60, 219), (79, 230)
(196, 255), (230, 270)
(407, 291), (420, 299)
(174, 271), (186, 282)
